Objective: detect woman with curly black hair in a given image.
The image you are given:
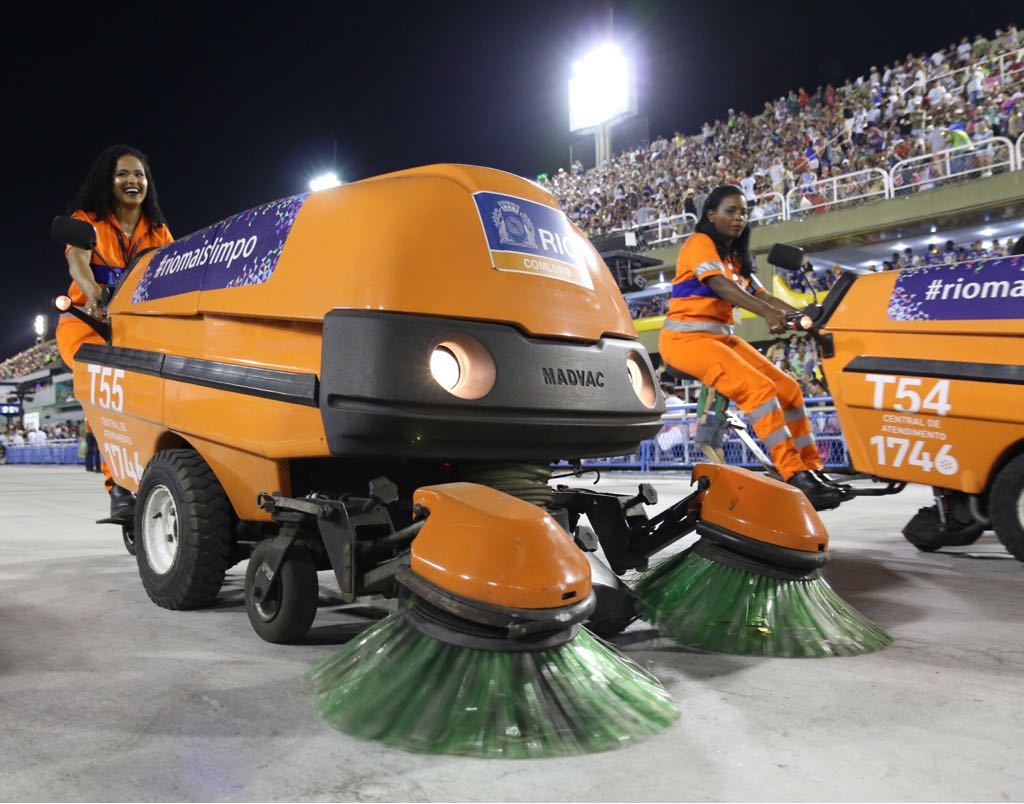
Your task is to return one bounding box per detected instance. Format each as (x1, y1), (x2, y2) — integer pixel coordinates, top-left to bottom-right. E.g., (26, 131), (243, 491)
(659, 184), (845, 510)
(56, 144), (173, 517)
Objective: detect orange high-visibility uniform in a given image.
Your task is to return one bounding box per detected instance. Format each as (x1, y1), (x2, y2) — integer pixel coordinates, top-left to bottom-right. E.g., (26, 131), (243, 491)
(56, 210), (172, 488)
(659, 233), (822, 480)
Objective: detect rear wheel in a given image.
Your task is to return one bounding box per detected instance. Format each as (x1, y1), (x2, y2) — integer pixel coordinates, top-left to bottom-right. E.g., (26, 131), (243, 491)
(991, 455), (1024, 562)
(901, 502), (984, 552)
(244, 540), (319, 643)
(122, 523), (136, 556)
(134, 449), (234, 609)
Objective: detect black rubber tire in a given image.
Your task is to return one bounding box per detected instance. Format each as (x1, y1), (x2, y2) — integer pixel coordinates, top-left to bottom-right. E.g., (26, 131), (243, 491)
(244, 541), (319, 643)
(901, 504), (984, 552)
(134, 449), (234, 609)
(122, 524), (136, 556)
(990, 454), (1024, 562)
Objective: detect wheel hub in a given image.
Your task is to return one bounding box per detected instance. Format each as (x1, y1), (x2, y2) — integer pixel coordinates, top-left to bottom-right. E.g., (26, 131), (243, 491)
(141, 485), (179, 575)
(253, 588), (279, 622)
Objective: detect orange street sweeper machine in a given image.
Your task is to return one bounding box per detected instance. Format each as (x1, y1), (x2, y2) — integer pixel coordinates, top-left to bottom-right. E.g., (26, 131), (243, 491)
(52, 164), (886, 663)
(784, 251), (1024, 559)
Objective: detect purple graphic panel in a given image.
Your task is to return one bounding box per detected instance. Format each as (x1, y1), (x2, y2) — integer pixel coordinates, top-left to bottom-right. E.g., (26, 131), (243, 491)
(887, 257), (1024, 321)
(132, 194), (309, 304)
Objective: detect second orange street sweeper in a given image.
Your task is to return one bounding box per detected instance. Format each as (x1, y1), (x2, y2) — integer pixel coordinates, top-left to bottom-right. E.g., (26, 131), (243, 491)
(53, 164), (890, 757)
(779, 247), (1024, 560)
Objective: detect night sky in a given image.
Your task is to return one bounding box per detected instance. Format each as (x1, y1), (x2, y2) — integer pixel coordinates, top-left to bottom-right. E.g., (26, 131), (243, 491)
(3, 1), (1018, 358)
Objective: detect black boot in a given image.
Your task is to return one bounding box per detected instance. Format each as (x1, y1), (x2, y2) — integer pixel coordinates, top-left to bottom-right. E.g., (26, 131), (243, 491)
(812, 470), (856, 500)
(788, 470), (843, 511)
(109, 484), (136, 520)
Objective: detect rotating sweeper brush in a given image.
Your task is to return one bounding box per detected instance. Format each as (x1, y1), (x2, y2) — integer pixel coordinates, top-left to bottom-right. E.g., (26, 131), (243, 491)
(311, 483), (678, 757)
(634, 465), (893, 658)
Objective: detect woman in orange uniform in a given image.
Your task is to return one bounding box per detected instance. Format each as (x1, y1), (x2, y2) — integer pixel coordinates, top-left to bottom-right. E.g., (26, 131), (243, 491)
(57, 145), (173, 517)
(659, 184), (844, 510)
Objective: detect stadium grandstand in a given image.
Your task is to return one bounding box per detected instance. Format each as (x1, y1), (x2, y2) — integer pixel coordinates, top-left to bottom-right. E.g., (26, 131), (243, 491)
(542, 22), (1023, 242)
(0, 339), (59, 381)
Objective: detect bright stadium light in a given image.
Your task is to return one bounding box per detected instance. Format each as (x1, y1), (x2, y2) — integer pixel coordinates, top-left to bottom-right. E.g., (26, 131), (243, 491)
(33, 314), (46, 341)
(568, 42), (637, 167)
(309, 172), (342, 192)
(569, 43), (634, 133)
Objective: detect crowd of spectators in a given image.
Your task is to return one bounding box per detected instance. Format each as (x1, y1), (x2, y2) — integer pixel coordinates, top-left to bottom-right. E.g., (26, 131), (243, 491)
(541, 24), (1023, 236)
(871, 235), (1017, 270)
(0, 420), (81, 448)
(0, 340), (60, 380)
(764, 338), (828, 399)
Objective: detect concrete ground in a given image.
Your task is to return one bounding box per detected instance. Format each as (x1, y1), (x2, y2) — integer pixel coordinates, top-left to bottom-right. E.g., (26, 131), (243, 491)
(1, 465), (1021, 802)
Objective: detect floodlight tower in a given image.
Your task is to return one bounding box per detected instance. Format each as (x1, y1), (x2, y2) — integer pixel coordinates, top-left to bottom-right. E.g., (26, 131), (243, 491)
(33, 314), (46, 345)
(568, 43), (637, 165)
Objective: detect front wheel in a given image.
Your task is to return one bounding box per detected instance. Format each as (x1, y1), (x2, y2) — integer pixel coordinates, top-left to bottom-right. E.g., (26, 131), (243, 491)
(244, 540), (319, 643)
(991, 455), (1024, 562)
(134, 449), (234, 609)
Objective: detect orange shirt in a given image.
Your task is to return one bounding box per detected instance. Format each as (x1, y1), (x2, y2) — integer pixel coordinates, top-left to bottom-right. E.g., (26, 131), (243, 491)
(65, 210), (173, 305)
(667, 233), (764, 325)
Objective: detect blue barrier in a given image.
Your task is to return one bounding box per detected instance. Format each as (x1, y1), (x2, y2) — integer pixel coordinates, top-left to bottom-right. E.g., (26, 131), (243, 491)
(576, 402), (850, 472)
(3, 440), (83, 465)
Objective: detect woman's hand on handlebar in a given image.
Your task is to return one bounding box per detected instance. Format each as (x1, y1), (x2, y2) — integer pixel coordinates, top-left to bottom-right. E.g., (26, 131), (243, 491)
(763, 307), (787, 334)
(83, 291), (105, 320)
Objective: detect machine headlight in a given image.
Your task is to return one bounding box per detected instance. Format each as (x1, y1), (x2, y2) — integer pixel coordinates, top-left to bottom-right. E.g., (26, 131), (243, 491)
(626, 351), (657, 409)
(430, 347), (461, 392)
(429, 335), (496, 400)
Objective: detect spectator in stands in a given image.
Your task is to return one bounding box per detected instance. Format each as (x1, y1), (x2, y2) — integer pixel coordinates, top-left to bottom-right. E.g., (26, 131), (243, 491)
(658, 184), (844, 510)
(58, 144), (173, 519)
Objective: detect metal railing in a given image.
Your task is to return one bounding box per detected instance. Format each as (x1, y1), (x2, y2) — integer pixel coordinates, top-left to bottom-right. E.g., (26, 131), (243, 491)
(749, 191), (786, 227)
(899, 46), (1024, 99)
(890, 137), (1016, 196)
(612, 133), (1021, 246)
(786, 168), (891, 218)
(612, 212), (697, 247)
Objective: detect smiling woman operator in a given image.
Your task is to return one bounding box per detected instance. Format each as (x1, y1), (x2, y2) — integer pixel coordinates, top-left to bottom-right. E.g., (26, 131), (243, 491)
(659, 183), (846, 510)
(56, 144), (173, 517)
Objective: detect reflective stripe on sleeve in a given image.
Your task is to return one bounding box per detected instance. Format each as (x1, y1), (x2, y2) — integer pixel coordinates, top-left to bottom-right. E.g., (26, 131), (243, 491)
(695, 260), (725, 277)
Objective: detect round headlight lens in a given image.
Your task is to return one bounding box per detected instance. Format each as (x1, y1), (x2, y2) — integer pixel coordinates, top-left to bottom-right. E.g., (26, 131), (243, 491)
(430, 346), (461, 392)
(428, 335), (496, 399)
(626, 352), (658, 409)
